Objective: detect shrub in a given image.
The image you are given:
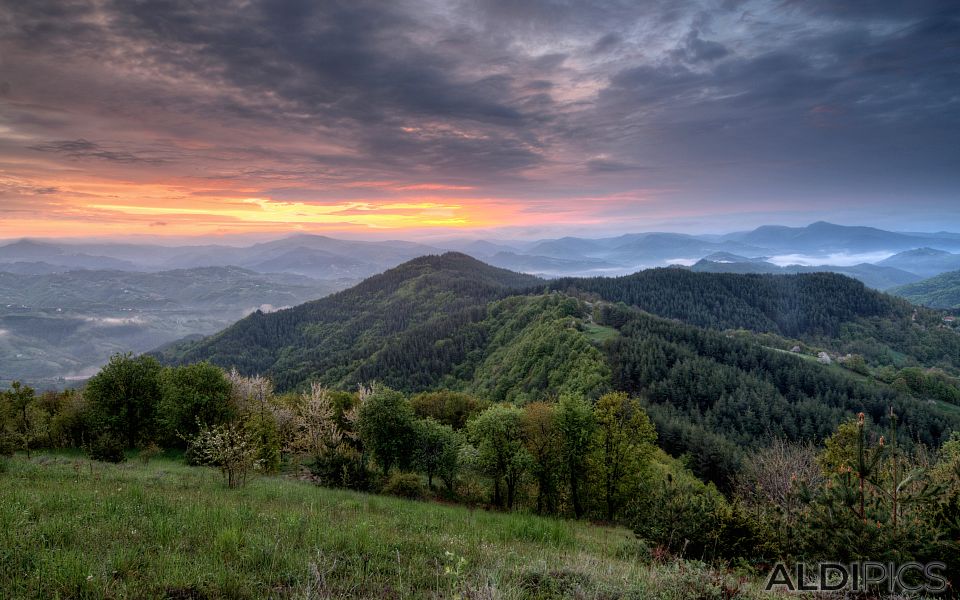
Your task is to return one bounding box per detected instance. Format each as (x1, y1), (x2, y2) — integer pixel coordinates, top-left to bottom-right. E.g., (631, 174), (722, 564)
(627, 462), (730, 560)
(190, 422), (263, 488)
(614, 536), (652, 562)
(138, 442), (161, 464)
(413, 418), (460, 490)
(49, 393), (89, 448)
(84, 353), (162, 448)
(0, 432), (16, 457)
(88, 432), (127, 463)
(381, 472), (427, 500)
(156, 362), (233, 446)
(246, 413), (282, 473)
(356, 385), (417, 475)
(309, 446), (373, 491)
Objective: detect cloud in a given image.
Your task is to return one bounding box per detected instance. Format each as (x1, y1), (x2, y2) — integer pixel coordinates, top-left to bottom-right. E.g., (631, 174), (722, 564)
(0, 0), (957, 235)
(30, 139), (170, 164)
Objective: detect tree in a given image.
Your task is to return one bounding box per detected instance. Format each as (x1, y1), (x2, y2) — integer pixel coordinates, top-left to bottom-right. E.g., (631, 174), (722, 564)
(555, 394), (595, 518)
(356, 385), (417, 475)
(410, 390), (487, 430)
(288, 383), (343, 457)
(157, 363), (233, 446)
(226, 369), (282, 472)
(468, 404), (530, 509)
(84, 353), (162, 448)
(290, 383), (371, 490)
(592, 392), (657, 521)
(191, 421), (263, 488)
(522, 401), (561, 514)
(413, 417), (460, 490)
(1, 381), (41, 457)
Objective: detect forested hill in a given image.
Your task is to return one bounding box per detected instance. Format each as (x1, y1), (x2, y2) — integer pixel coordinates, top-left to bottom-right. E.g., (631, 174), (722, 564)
(156, 254), (960, 488)
(158, 253), (544, 389)
(544, 268), (914, 337)
(891, 270), (960, 309)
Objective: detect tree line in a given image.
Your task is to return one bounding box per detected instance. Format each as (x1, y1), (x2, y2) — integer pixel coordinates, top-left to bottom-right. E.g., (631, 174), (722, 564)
(3, 355), (960, 587)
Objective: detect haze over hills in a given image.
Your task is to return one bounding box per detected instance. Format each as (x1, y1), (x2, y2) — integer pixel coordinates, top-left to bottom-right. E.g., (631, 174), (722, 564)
(0, 267), (343, 387)
(879, 248), (960, 278)
(5, 220), (960, 386)
(690, 254), (922, 290)
(6, 221), (960, 280)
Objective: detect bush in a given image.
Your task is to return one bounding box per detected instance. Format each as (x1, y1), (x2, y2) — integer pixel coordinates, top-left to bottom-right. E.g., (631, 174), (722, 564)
(413, 418), (460, 490)
(357, 386), (417, 475)
(84, 353), (162, 448)
(614, 536), (652, 562)
(138, 442), (161, 464)
(49, 393), (89, 448)
(309, 446), (373, 491)
(88, 433), (126, 463)
(157, 363), (234, 446)
(0, 432), (16, 457)
(381, 472), (427, 500)
(246, 413), (282, 474)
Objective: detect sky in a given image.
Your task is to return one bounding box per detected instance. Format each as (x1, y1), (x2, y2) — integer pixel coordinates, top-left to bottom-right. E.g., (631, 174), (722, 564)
(1, 0), (958, 240)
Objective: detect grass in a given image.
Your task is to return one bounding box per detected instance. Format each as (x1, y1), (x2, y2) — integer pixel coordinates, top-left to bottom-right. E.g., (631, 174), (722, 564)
(582, 323), (619, 344)
(0, 453), (783, 599)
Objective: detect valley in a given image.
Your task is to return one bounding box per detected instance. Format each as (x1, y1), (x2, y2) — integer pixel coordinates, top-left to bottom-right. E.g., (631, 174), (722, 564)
(5, 221), (960, 387)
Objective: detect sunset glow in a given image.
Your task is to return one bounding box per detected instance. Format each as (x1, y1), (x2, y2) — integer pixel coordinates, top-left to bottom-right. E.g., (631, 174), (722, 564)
(1, 1), (958, 239)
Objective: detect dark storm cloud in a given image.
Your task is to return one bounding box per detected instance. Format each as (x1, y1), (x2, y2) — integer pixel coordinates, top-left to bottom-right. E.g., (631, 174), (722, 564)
(1, 0), (958, 228)
(30, 139), (169, 164)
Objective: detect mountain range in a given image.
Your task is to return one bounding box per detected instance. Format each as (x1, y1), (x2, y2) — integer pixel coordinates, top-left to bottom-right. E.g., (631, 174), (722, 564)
(157, 252), (960, 488)
(7, 221), (960, 282)
(6, 220), (960, 386)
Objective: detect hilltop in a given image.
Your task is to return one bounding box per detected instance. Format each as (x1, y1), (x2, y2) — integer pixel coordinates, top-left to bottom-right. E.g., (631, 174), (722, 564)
(160, 254), (960, 488)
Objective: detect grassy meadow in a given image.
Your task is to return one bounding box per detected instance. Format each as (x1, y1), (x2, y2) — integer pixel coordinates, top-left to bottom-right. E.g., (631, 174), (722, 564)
(0, 453), (785, 599)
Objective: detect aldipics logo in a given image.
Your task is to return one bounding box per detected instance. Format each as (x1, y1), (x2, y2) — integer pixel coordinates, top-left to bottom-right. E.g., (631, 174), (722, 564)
(764, 562), (948, 594)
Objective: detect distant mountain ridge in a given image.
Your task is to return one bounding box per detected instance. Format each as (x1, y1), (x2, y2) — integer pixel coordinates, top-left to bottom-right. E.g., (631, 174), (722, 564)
(5, 221), (960, 280)
(879, 248), (960, 278)
(722, 221), (960, 253)
(690, 256), (921, 290)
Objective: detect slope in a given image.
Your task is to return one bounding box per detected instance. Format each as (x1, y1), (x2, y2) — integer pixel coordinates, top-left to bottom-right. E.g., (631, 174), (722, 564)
(157, 256), (960, 489)
(161, 253), (548, 390)
(545, 268), (912, 337)
(890, 270), (960, 309)
(690, 258), (920, 290)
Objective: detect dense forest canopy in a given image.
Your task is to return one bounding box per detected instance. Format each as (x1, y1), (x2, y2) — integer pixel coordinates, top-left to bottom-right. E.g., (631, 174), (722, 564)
(154, 254), (960, 488)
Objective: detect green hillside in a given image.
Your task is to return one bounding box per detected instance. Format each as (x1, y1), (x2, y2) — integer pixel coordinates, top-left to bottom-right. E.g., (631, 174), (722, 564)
(1, 453), (778, 599)
(547, 268), (960, 374)
(162, 253), (543, 390)
(546, 269), (912, 337)
(891, 270), (960, 309)
(160, 255), (960, 488)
